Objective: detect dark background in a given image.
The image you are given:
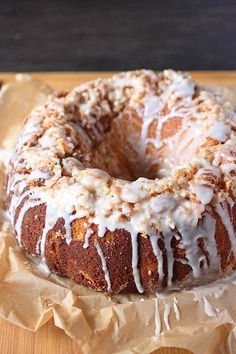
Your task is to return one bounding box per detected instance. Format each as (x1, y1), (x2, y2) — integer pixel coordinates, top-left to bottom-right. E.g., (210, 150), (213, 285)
(1, 0), (236, 72)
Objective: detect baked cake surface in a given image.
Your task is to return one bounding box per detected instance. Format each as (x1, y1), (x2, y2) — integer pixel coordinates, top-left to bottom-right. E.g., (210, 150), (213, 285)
(6, 70), (236, 293)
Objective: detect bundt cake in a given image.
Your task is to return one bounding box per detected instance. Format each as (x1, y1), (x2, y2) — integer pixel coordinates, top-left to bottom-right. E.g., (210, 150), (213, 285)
(6, 70), (236, 293)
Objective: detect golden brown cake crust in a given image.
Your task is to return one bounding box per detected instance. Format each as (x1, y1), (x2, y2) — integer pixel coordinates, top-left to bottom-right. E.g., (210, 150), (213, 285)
(7, 70), (236, 293)
(15, 202), (235, 293)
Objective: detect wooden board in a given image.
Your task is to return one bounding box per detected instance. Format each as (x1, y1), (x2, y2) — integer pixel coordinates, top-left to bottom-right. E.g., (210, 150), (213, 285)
(1, 71), (236, 90)
(1, 71), (236, 354)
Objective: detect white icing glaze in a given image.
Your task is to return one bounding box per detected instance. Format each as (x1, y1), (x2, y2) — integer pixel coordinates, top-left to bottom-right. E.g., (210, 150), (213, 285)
(14, 198), (40, 245)
(202, 296), (216, 317)
(28, 169), (51, 181)
(141, 94), (164, 143)
(95, 242), (112, 292)
(173, 297), (180, 321)
(190, 183), (213, 205)
(150, 233), (164, 283)
(154, 297), (161, 336)
(83, 226), (93, 249)
(215, 202), (236, 258)
(201, 214), (219, 271)
(131, 232), (144, 293)
(163, 301), (171, 330)
(222, 162), (236, 175)
(170, 72), (195, 97)
(207, 122), (231, 142)
(39, 206), (58, 259)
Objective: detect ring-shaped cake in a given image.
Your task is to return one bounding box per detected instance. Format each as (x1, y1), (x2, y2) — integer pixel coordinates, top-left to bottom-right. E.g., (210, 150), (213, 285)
(6, 70), (236, 293)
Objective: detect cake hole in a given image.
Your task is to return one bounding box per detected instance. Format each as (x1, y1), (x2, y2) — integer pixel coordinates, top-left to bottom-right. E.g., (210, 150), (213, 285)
(71, 85), (200, 182)
(75, 113), (171, 181)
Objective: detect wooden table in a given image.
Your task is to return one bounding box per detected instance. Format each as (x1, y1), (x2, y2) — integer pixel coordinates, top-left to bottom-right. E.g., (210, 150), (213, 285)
(0, 71), (235, 354)
(1, 0), (236, 72)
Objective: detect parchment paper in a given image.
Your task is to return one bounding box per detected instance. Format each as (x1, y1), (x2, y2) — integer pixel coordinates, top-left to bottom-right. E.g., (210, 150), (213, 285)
(0, 74), (236, 354)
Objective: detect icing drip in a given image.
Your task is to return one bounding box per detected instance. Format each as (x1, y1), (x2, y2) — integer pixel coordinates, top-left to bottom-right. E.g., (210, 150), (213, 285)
(180, 227), (202, 278)
(154, 297), (161, 336)
(95, 242), (111, 292)
(131, 233), (144, 293)
(14, 199), (41, 245)
(163, 302), (171, 330)
(163, 230), (175, 287)
(202, 296), (216, 317)
(150, 233), (164, 284)
(83, 227), (93, 249)
(173, 297), (180, 321)
(38, 207), (58, 259)
(9, 189), (29, 225)
(215, 202), (236, 258)
(63, 215), (73, 244)
(227, 197), (234, 209)
(141, 94), (163, 142)
(201, 214), (219, 270)
(36, 207), (79, 256)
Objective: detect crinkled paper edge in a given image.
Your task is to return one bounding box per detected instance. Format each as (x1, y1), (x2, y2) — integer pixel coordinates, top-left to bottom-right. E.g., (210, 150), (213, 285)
(0, 75), (236, 354)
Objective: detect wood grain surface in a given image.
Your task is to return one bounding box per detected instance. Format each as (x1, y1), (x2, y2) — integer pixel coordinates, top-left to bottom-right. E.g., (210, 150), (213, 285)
(1, 71), (235, 354)
(2, 71), (236, 90)
(0, 318), (194, 354)
(0, 0), (236, 72)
